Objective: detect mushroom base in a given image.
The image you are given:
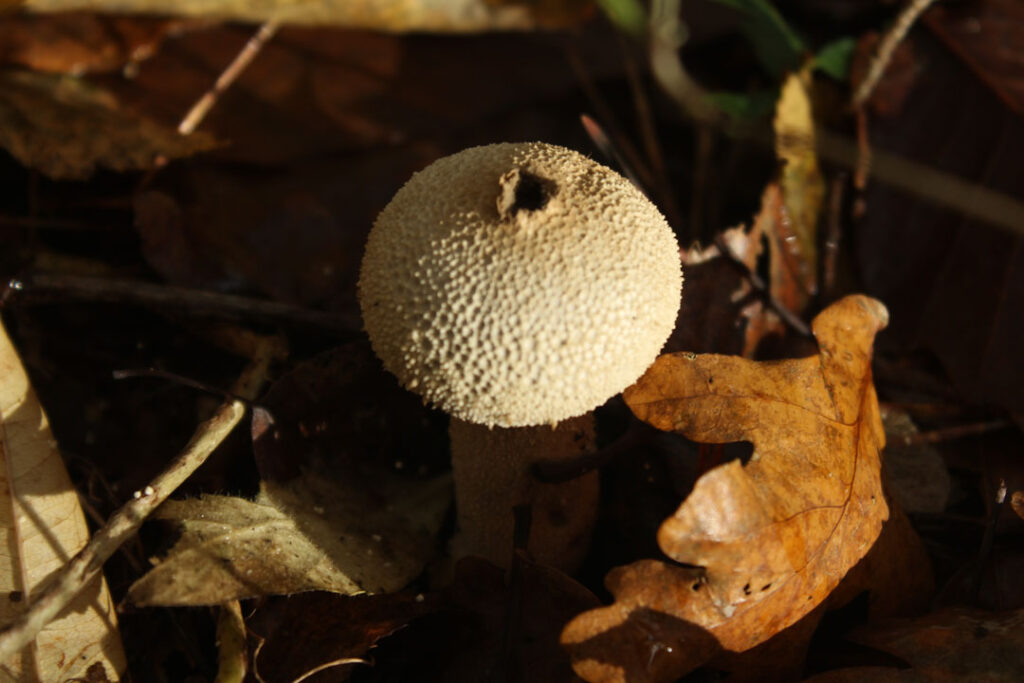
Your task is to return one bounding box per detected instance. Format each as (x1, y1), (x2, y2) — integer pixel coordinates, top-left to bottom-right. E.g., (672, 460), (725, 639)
(449, 415), (598, 573)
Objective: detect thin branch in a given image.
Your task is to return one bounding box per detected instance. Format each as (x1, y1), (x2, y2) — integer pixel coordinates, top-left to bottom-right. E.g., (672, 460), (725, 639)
(713, 234), (813, 337)
(178, 20), (280, 135)
(853, 0), (939, 108)
(7, 272), (360, 334)
(0, 340), (275, 663)
(891, 419), (1013, 447)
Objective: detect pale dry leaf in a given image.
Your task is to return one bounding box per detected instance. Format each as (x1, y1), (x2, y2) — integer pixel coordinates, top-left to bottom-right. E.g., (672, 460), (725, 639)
(23, 0), (592, 31)
(562, 295), (891, 682)
(0, 69), (216, 179)
(127, 467), (451, 606)
(0, 321), (125, 682)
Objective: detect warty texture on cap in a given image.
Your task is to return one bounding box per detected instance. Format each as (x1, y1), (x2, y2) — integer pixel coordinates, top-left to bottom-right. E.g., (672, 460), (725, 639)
(359, 142), (683, 427)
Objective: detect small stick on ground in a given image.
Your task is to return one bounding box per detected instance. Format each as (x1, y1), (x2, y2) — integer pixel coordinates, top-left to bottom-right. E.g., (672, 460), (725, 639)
(0, 339), (277, 664)
(178, 20), (280, 135)
(853, 0), (938, 108)
(8, 272), (360, 334)
(892, 419), (1013, 447)
(712, 233), (813, 337)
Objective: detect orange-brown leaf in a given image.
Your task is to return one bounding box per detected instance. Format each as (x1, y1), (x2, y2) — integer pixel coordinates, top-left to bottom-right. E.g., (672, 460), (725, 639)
(562, 295), (891, 682)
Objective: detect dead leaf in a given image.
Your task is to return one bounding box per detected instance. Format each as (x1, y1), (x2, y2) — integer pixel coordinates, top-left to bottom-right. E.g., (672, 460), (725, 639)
(854, 28), (1024, 423)
(802, 608), (1024, 682)
(562, 295), (891, 682)
(441, 556), (600, 683)
(0, 320), (126, 680)
(850, 32), (920, 118)
(880, 407), (951, 515)
(1013, 491), (1024, 521)
(23, 0), (593, 31)
(924, 0), (1024, 117)
(128, 342), (452, 606)
(772, 69), (824, 306)
(0, 68), (216, 179)
(247, 591), (440, 683)
(0, 14), (183, 74)
(126, 470), (450, 606)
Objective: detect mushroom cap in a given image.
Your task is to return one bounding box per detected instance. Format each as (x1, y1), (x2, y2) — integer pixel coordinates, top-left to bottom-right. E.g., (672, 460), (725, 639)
(358, 142), (682, 428)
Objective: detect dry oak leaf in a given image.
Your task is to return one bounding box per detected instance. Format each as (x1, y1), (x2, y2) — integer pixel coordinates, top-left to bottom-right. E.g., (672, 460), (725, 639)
(0, 320), (126, 681)
(562, 295), (891, 683)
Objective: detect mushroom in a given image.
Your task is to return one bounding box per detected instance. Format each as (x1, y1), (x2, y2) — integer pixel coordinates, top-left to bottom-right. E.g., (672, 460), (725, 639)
(358, 142), (682, 572)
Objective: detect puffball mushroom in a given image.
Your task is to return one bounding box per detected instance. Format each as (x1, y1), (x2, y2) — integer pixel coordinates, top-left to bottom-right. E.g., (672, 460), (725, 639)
(359, 142), (682, 572)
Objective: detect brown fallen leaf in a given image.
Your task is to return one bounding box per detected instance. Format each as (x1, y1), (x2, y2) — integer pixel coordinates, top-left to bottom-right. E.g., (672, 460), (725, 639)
(247, 591), (441, 683)
(802, 607), (1024, 682)
(562, 295), (891, 682)
(0, 320), (126, 680)
(1012, 491), (1024, 521)
(0, 68), (216, 179)
(924, 0), (1024, 117)
(0, 14), (183, 74)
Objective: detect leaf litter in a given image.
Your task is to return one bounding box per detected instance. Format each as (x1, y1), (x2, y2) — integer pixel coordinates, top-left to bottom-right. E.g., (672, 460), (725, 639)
(128, 343), (451, 606)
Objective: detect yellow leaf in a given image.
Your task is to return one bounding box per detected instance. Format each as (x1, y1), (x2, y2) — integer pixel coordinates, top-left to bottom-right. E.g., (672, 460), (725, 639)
(772, 69), (824, 304)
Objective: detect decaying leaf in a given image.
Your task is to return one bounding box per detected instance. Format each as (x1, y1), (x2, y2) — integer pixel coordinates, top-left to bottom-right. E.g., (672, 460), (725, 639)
(127, 469), (450, 606)
(772, 69), (824, 307)
(248, 591), (440, 683)
(129, 342), (452, 606)
(0, 14), (183, 74)
(562, 295), (891, 682)
(803, 608), (1024, 682)
(879, 407), (951, 515)
(0, 69), (216, 179)
(0, 321), (126, 681)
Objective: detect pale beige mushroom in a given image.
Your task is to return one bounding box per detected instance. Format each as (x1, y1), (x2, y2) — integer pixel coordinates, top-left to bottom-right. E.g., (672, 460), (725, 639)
(359, 142), (682, 572)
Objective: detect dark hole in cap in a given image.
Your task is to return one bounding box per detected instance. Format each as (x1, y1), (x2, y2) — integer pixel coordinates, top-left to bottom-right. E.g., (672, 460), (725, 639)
(498, 168), (556, 219)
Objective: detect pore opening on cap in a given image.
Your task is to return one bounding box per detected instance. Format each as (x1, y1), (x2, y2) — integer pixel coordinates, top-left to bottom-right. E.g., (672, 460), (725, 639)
(497, 168), (555, 219)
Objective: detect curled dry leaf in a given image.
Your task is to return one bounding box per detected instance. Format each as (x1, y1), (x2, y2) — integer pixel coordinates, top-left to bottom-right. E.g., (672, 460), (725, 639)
(0, 69), (216, 179)
(0, 321), (126, 681)
(562, 295), (891, 682)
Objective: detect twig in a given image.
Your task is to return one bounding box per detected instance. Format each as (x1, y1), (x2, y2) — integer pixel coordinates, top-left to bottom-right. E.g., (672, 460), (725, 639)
(214, 600), (248, 683)
(178, 20), (280, 135)
(971, 478), (1007, 603)
(815, 127), (1024, 237)
(822, 172), (846, 298)
(7, 272), (360, 334)
(713, 233), (813, 337)
(648, 0), (719, 126)
(619, 36), (683, 230)
(891, 419), (1013, 447)
(853, 0), (938, 107)
(0, 340), (275, 663)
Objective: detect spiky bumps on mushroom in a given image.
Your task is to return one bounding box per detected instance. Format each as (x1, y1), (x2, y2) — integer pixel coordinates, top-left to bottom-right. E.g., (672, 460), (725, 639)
(359, 142), (682, 572)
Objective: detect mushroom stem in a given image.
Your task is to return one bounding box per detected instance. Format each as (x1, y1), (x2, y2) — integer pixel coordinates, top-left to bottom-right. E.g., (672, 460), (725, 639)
(448, 414), (599, 572)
